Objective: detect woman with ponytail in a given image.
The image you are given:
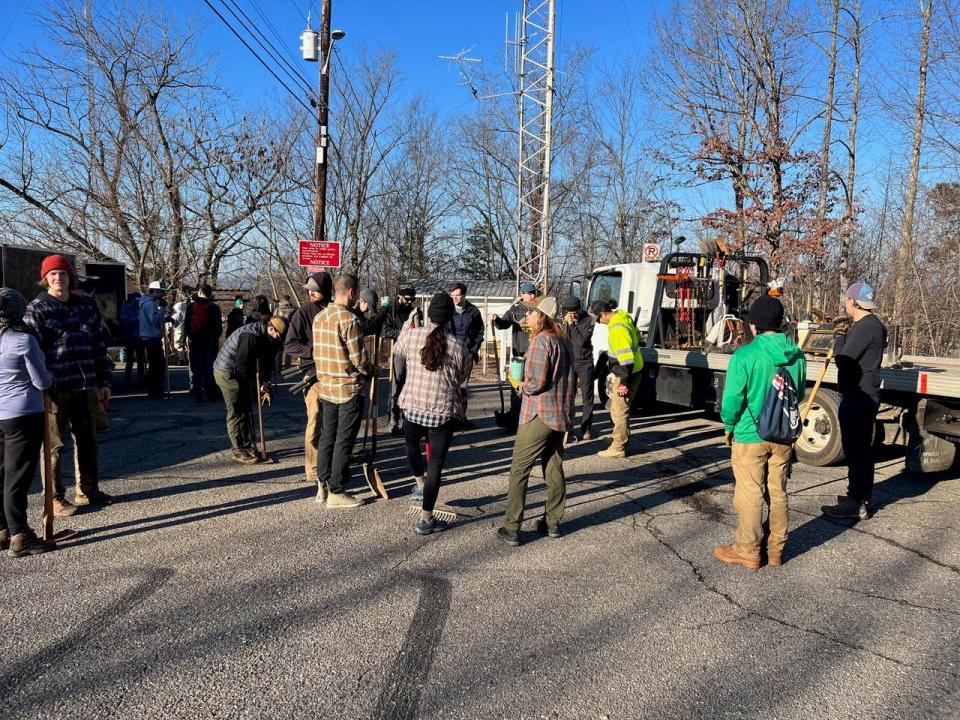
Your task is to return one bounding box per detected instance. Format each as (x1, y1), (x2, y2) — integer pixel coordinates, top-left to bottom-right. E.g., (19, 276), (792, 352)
(393, 293), (472, 534)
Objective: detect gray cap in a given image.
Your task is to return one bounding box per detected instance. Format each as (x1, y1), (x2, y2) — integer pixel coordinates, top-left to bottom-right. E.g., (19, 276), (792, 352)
(358, 289), (379, 309)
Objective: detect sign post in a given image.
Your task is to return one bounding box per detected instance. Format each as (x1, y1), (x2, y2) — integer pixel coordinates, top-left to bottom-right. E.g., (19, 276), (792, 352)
(298, 240), (341, 269)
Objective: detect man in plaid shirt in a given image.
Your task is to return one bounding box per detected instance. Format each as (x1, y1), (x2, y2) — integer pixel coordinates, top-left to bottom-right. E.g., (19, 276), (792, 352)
(312, 274), (372, 508)
(24, 255), (114, 516)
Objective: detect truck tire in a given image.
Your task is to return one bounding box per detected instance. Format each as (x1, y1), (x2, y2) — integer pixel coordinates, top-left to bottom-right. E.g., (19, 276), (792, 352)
(794, 388), (845, 467)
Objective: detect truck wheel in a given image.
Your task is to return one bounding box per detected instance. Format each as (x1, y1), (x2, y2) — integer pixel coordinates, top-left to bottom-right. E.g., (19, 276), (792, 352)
(794, 389), (845, 467)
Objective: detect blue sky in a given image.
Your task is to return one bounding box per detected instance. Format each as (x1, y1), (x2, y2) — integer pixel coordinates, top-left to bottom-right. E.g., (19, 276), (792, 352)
(0, 0), (655, 115)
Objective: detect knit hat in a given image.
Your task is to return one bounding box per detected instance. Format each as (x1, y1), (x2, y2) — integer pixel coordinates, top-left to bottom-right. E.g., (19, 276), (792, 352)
(303, 271), (333, 298)
(427, 292), (454, 325)
(0, 288), (28, 326)
(398, 286), (416, 299)
(268, 316), (288, 335)
(748, 295), (785, 332)
(519, 281), (537, 294)
(845, 281), (877, 310)
(40, 254), (74, 280)
(560, 294), (581, 311)
(359, 289), (379, 309)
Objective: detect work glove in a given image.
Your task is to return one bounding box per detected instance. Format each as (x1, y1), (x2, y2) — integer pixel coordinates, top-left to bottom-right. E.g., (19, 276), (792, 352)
(508, 375), (522, 392)
(724, 431), (734, 447)
(832, 317), (851, 337)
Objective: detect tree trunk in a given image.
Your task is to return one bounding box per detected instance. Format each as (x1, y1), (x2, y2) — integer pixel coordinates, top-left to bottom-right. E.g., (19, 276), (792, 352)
(839, 0), (863, 302)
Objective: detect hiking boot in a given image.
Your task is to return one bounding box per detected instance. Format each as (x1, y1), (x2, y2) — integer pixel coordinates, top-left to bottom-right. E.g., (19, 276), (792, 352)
(242, 447), (263, 463)
(82, 490), (116, 506)
(326, 492), (363, 509)
(765, 553), (782, 568)
(535, 517), (561, 538)
(713, 544), (760, 570)
(315, 482), (329, 504)
(598, 447), (626, 459)
(410, 485), (425, 503)
(415, 516), (449, 536)
(389, 422), (403, 437)
(822, 496), (869, 521)
(73, 492), (91, 506)
(232, 449), (258, 465)
(53, 498), (77, 517)
(497, 527), (521, 547)
(0, 529), (9, 551)
(8, 530), (56, 558)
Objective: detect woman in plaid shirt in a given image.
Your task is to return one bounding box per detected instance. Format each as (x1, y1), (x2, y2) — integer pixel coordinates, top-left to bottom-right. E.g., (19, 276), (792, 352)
(497, 296), (575, 546)
(394, 293), (472, 535)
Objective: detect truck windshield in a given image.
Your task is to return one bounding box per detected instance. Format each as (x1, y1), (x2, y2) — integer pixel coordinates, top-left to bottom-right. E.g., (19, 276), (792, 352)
(587, 272), (621, 308)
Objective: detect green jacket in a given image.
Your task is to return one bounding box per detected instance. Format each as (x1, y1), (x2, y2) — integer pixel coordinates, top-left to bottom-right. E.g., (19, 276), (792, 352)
(721, 333), (806, 443)
(607, 310), (643, 381)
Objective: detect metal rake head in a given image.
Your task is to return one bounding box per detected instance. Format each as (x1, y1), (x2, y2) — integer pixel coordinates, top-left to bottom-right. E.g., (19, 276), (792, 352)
(405, 505), (459, 523)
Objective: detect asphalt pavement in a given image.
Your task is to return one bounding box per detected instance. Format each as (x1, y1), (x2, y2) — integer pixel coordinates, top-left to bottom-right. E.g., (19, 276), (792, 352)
(0, 369), (958, 720)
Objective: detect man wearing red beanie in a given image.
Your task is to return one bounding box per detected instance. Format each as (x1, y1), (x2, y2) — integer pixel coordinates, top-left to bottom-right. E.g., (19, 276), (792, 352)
(24, 255), (115, 516)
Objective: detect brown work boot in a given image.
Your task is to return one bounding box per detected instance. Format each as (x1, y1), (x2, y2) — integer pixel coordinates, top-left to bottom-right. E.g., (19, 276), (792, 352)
(0, 529), (9, 551)
(765, 553), (782, 567)
(713, 544), (760, 570)
(597, 446), (626, 458)
(8, 530), (56, 558)
(325, 491), (363, 509)
(53, 498), (78, 517)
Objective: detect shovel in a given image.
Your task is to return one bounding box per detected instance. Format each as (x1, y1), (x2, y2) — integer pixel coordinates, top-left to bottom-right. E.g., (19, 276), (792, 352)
(490, 320), (513, 428)
(362, 335), (388, 498)
(800, 345), (834, 424)
(254, 360), (273, 463)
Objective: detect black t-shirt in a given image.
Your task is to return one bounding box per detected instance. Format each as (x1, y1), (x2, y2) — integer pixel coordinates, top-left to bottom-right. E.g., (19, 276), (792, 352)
(835, 313), (887, 398)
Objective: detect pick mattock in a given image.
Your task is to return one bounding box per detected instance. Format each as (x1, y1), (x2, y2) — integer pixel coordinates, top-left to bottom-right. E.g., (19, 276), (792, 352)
(255, 359), (273, 463)
(362, 335), (388, 499)
(801, 345), (835, 424)
(41, 393), (75, 543)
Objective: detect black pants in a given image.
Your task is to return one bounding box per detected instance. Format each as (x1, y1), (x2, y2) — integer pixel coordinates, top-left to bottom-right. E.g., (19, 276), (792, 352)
(144, 338), (166, 397)
(403, 418), (454, 512)
(317, 395), (364, 494)
(124, 340), (145, 388)
(839, 392), (880, 503)
(573, 364), (595, 435)
(189, 343), (217, 400)
(0, 413), (44, 537)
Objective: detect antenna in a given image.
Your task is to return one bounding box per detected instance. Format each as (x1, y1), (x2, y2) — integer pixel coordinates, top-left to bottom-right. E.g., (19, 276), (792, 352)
(438, 48), (482, 98)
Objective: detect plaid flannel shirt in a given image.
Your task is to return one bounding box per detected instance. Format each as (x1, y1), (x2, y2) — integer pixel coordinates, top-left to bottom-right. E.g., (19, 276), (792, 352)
(312, 302), (370, 404)
(395, 325), (472, 419)
(23, 292), (112, 392)
(518, 332), (575, 432)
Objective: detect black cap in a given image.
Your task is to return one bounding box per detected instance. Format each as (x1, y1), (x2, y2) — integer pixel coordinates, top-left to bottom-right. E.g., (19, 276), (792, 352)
(303, 271), (333, 298)
(427, 292), (454, 324)
(561, 294), (581, 311)
(398, 286), (416, 298)
(588, 299), (616, 317)
(748, 295), (785, 332)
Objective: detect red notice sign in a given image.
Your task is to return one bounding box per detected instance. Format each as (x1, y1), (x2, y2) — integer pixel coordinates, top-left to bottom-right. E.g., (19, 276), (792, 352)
(298, 240), (341, 268)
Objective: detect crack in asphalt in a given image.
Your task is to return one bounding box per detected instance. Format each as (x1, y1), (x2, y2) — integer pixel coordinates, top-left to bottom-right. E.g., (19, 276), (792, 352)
(836, 587), (960, 618)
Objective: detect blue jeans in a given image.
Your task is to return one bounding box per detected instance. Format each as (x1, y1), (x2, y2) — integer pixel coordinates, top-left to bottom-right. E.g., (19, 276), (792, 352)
(189, 343), (217, 400)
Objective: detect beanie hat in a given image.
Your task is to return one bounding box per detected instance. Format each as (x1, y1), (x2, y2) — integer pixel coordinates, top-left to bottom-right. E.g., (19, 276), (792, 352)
(0, 287), (28, 327)
(427, 292), (454, 325)
(40, 254), (74, 280)
(398, 286), (416, 299)
(268, 316), (288, 335)
(560, 294), (581, 311)
(359, 289), (379, 309)
(748, 295), (785, 332)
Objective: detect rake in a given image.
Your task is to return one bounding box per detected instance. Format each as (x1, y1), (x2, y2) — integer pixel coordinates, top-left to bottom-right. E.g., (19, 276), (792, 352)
(405, 504), (459, 523)
(362, 334), (388, 498)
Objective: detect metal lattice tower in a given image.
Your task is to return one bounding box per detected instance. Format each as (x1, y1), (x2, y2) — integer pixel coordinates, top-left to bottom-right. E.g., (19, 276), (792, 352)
(513, 0), (556, 295)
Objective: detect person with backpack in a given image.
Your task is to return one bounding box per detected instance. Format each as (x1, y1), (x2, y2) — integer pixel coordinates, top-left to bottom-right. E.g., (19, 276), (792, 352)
(184, 284), (223, 402)
(139, 280), (168, 399)
(119, 293), (145, 389)
(714, 295), (806, 570)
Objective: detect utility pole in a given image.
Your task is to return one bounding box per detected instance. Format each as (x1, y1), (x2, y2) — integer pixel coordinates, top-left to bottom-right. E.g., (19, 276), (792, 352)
(301, 1), (342, 245)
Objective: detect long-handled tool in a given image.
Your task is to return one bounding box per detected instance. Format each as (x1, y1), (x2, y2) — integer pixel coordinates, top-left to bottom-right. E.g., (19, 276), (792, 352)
(801, 345), (834, 424)
(490, 320), (512, 428)
(362, 335), (388, 498)
(255, 360), (271, 463)
(41, 393), (75, 543)
(161, 330), (173, 399)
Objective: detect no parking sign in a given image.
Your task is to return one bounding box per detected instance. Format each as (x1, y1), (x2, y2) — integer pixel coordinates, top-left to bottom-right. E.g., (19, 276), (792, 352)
(642, 243), (661, 262)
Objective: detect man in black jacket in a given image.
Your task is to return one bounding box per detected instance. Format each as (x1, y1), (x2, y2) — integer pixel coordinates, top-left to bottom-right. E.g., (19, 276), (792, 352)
(380, 286), (422, 433)
(183, 284), (223, 401)
(284, 271), (333, 483)
(450, 282), (484, 358)
(213, 316), (287, 464)
(488, 281), (538, 424)
(561, 294), (596, 441)
(822, 282), (888, 520)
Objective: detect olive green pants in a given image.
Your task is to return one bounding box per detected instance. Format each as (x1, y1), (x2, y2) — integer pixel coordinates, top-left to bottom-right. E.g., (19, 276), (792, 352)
(503, 416), (566, 531)
(214, 370), (253, 450)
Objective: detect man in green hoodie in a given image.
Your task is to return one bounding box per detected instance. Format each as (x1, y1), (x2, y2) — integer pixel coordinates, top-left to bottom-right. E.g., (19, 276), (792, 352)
(714, 295), (806, 570)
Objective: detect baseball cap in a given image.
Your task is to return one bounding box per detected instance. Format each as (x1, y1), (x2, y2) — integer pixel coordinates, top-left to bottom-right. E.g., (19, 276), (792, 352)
(303, 271), (332, 297)
(845, 281), (877, 310)
(519, 281), (537, 294)
(530, 296), (557, 318)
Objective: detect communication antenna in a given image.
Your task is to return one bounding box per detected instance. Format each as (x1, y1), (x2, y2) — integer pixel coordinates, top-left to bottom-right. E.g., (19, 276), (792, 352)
(438, 47), (482, 98)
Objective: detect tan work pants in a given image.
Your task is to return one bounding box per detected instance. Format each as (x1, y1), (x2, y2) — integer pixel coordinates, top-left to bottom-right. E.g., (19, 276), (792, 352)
(607, 373), (642, 453)
(304, 381), (323, 481)
(731, 441), (793, 562)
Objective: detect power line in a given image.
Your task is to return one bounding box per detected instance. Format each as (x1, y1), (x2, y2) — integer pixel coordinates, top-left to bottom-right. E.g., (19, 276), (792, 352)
(217, 0), (314, 96)
(201, 0), (313, 113)
(248, 0), (308, 75)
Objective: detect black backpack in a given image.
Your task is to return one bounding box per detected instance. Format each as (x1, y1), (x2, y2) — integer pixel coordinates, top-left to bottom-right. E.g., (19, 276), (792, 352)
(755, 367), (802, 444)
